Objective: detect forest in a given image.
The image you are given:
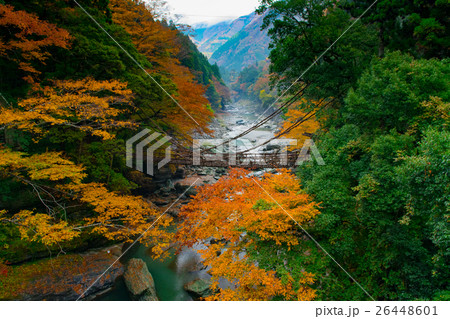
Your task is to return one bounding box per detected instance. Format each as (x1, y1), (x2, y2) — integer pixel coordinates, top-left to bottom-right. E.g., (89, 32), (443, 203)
(0, 0), (449, 302)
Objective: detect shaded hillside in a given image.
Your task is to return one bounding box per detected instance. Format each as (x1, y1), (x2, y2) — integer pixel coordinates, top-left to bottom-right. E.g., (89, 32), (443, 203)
(209, 13), (270, 80)
(176, 32), (231, 108)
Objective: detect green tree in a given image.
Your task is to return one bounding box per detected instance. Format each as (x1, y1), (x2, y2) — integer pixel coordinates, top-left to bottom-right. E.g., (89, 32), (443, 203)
(343, 52), (450, 134)
(342, 0), (449, 58)
(397, 128), (450, 297)
(298, 53), (449, 300)
(258, 0), (377, 102)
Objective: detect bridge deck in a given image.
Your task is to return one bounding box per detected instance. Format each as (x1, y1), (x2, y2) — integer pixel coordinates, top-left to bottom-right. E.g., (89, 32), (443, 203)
(151, 151), (309, 169)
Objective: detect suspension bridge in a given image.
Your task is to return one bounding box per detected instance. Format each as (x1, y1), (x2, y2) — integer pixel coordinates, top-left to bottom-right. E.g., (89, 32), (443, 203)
(132, 84), (332, 171)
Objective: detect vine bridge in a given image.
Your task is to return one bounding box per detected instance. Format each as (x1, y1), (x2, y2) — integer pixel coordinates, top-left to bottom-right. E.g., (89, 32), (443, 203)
(136, 85), (328, 170)
(153, 149), (310, 169)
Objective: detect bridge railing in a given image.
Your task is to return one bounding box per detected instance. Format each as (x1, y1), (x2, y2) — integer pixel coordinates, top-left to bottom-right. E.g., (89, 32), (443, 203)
(155, 150), (308, 169)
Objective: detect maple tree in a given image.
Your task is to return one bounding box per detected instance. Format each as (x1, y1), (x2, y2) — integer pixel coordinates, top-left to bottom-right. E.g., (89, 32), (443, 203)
(0, 78), (137, 140)
(0, 4), (71, 85)
(177, 168), (319, 300)
(281, 99), (321, 147)
(0, 2), (176, 263)
(0, 146), (173, 257)
(109, 0), (213, 134)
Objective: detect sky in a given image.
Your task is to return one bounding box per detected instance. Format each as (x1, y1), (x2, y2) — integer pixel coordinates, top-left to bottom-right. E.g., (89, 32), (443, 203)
(164, 0), (261, 25)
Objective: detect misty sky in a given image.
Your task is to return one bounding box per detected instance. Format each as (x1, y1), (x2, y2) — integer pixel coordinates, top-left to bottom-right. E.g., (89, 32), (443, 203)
(164, 0), (261, 25)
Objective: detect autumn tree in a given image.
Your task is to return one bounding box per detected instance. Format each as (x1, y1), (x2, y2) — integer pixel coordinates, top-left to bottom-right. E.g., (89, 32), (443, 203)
(0, 4), (71, 85)
(0, 146), (173, 258)
(0, 74), (172, 258)
(177, 168), (320, 300)
(0, 78), (137, 140)
(110, 0), (213, 134)
(281, 99), (321, 147)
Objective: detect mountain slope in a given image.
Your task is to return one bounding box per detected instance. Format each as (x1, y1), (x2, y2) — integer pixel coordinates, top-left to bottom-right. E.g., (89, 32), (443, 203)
(176, 31), (231, 108)
(192, 13), (270, 84)
(209, 13), (270, 76)
(192, 15), (255, 58)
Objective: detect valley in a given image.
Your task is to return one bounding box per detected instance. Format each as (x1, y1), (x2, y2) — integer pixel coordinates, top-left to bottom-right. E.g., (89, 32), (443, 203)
(0, 0), (448, 304)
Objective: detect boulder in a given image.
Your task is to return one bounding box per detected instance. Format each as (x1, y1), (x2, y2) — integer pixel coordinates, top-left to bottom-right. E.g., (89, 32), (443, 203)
(124, 258), (158, 301)
(152, 166), (174, 182)
(19, 245), (124, 301)
(174, 182), (189, 194)
(262, 144), (281, 152)
(173, 168), (185, 179)
(184, 278), (212, 298)
(184, 187), (198, 197)
(215, 168), (227, 176)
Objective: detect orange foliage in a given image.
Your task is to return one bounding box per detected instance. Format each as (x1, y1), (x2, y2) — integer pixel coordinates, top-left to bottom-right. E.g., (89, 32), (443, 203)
(253, 72), (271, 94)
(0, 78), (137, 140)
(110, 0), (212, 134)
(110, 0), (179, 66)
(282, 99), (321, 147)
(0, 4), (71, 84)
(160, 60), (213, 133)
(213, 76), (231, 102)
(177, 168), (319, 300)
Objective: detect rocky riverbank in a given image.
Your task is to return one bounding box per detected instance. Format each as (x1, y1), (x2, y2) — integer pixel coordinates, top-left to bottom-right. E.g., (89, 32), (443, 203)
(0, 244), (124, 301)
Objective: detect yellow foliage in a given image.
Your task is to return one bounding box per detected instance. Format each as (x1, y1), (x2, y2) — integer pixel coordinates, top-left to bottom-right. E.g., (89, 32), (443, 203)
(8, 210), (79, 246)
(67, 183), (174, 259)
(0, 147), (86, 183)
(0, 146), (172, 254)
(281, 99), (321, 148)
(0, 78), (136, 140)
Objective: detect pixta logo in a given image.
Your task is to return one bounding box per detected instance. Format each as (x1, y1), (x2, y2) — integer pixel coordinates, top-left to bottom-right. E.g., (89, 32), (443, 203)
(193, 138), (325, 167)
(126, 129), (172, 176)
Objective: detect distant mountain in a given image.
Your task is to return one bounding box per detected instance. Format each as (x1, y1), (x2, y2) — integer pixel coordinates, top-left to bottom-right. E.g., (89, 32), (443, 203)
(192, 15), (255, 58)
(192, 13), (270, 83)
(210, 14), (270, 77)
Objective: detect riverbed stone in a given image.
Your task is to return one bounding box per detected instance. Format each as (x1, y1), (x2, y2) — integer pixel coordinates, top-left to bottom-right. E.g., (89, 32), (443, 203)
(215, 168), (227, 176)
(174, 167), (185, 179)
(184, 278), (212, 298)
(124, 258), (158, 301)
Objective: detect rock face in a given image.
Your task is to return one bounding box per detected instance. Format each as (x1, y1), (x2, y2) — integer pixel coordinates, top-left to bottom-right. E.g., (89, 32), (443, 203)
(123, 258), (158, 301)
(17, 244), (124, 301)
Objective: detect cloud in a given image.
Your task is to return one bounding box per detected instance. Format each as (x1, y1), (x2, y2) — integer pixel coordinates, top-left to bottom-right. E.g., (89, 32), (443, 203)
(164, 0), (260, 24)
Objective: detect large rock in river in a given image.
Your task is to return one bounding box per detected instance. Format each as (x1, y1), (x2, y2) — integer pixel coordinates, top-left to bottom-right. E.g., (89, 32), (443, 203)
(123, 258), (158, 301)
(184, 278), (212, 298)
(8, 244), (124, 301)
